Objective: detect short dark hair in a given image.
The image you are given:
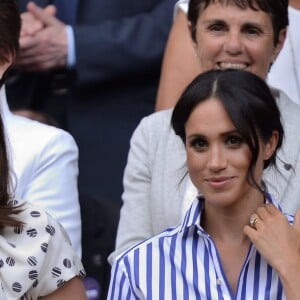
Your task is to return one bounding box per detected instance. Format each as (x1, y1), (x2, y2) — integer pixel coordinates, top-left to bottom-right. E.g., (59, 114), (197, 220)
(171, 69), (284, 193)
(188, 0), (288, 45)
(0, 0), (21, 64)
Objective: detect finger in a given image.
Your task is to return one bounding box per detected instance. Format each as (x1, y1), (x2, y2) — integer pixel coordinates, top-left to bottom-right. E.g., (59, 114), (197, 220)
(19, 35), (39, 50)
(44, 5), (57, 16)
(20, 12), (43, 36)
(21, 21), (43, 37)
(14, 55), (53, 71)
(27, 2), (59, 26)
(264, 203), (280, 216)
(256, 205), (270, 221)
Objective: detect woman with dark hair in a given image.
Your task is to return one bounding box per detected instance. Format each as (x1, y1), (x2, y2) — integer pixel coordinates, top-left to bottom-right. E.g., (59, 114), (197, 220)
(0, 3), (86, 298)
(0, 106), (86, 298)
(0, 103), (86, 300)
(0, 109), (87, 296)
(0, 0), (82, 256)
(156, 0), (300, 108)
(108, 69), (300, 299)
(109, 0), (300, 264)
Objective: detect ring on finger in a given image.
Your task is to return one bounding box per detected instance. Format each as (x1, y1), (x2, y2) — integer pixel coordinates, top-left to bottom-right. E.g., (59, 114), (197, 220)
(249, 214), (259, 229)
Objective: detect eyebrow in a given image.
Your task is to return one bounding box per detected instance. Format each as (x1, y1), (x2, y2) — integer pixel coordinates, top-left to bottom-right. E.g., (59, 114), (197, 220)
(187, 129), (240, 140)
(201, 19), (265, 28)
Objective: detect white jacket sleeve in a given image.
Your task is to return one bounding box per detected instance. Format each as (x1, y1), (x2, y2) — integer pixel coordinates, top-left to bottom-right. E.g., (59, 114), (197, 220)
(9, 120), (82, 257)
(108, 116), (154, 264)
(25, 130), (81, 257)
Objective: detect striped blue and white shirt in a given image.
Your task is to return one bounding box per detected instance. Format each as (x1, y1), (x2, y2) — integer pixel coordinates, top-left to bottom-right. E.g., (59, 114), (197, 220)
(108, 195), (293, 299)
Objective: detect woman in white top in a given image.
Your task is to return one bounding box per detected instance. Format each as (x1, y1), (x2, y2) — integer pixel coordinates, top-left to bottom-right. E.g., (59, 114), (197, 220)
(0, 4), (86, 298)
(0, 0), (81, 256)
(156, 0), (300, 109)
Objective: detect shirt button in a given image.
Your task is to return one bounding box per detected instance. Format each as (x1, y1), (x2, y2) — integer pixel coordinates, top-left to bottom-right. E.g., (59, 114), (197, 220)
(216, 278), (222, 286)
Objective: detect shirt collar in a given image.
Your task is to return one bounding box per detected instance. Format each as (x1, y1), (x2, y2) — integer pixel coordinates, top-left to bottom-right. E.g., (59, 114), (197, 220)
(179, 193), (282, 234)
(179, 196), (204, 233)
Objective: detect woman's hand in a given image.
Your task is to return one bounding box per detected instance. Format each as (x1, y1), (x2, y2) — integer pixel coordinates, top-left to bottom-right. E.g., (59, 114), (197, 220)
(244, 205), (300, 299)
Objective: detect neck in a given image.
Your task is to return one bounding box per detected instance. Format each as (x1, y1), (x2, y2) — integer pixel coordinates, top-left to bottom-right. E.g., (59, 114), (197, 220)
(202, 192), (264, 242)
(289, 0), (300, 10)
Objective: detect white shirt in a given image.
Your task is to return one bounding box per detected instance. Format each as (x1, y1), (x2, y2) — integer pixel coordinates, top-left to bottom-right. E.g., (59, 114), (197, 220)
(1, 86), (82, 257)
(267, 6), (300, 105)
(174, 0), (188, 15)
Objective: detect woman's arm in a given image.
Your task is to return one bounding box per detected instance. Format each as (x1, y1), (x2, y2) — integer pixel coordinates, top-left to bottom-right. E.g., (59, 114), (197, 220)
(42, 277), (87, 300)
(155, 9), (200, 111)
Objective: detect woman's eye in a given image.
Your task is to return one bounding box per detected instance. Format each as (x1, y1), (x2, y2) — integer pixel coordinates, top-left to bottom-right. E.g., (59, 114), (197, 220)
(190, 138), (208, 150)
(243, 26), (262, 36)
(208, 23), (226, 33)
(226, 136), (243, 147)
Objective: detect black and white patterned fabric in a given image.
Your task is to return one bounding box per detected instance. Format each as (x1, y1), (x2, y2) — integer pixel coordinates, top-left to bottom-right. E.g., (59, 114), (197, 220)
(0, 201), (85, 299)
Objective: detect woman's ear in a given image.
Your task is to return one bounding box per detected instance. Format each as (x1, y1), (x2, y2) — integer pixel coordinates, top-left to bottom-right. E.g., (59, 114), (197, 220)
(271, 28), (287, 64)
(264, 131), (279, 160)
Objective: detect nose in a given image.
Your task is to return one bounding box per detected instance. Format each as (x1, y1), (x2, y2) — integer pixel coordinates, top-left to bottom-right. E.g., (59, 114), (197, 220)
(223, 30), (243, 55)
(207, 145), (227, 172)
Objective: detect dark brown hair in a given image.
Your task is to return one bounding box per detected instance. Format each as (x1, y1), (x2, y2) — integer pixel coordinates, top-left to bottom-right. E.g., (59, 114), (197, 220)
(0, 0), (21, 64)
(0, 0), (23, 228)
(0, 113), (24, 228)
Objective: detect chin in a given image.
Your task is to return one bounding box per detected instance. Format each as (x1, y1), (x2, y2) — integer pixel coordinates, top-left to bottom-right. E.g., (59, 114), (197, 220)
(204, 191), (239, 208)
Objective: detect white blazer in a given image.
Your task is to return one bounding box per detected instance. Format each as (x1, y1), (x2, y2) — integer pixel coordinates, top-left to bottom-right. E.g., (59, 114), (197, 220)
(1, 87), (82, 257)
(109, 88), (300, 264)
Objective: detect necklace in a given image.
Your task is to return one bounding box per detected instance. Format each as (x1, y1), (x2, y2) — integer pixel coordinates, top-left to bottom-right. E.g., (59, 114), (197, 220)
(288, 27), (300, 102)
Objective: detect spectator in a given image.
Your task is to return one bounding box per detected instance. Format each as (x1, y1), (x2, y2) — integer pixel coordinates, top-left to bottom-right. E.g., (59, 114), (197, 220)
(0, 36), (85, 300)
(6, 0), (178, 206)
(109, 0), (300, 264)
(0, 0), (81, 256)
(108, 69), (300, 299)
(155, 0), (300, 109)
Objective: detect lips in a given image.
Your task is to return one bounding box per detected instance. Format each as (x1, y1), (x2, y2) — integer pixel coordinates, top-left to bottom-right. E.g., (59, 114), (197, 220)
(205, 176), (235, 189)
(218, 62), (248, 70)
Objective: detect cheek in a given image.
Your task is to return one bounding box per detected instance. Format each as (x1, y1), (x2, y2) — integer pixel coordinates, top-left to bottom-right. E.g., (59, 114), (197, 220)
(257, 48), (272, 65)
(229, 151), (251, 175)
(250, 43), (274, 75)
(197, 44), (216, 57)
(186, 150), (199, 171)
(186, 151), (207, 181)
(195, 36), (218, 63)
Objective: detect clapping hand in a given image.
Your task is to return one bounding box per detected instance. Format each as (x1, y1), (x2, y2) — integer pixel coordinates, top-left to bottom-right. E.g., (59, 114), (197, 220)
(14, 2), (68, 71)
